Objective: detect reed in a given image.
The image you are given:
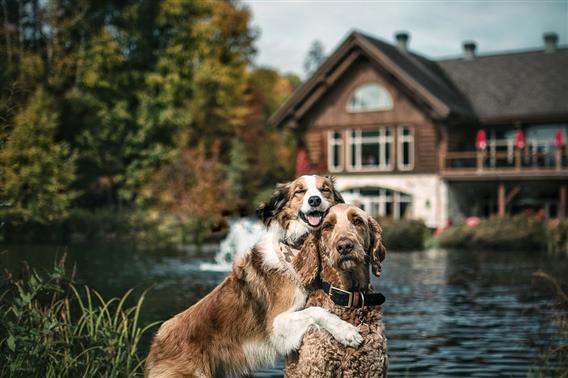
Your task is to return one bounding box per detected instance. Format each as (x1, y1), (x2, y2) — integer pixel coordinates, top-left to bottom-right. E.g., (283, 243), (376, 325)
(530, 271), (568, 377)
(0, 257), (159, 377)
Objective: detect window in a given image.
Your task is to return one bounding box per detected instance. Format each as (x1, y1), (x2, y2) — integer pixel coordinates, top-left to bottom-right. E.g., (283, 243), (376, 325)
(346, 83), (393, 112)
(342, 187), (412, 219)
(347, 128), (393, 171)
(328, 130), (343, 172)
(397, 126), (414, 170)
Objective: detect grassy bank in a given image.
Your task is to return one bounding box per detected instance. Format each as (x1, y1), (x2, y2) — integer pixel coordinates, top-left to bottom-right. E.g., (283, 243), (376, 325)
(0, 258), (158, 377)
(436, 215), (568, 254)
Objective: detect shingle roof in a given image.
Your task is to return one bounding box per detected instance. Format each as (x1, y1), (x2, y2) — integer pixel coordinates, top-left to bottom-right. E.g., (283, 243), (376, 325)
(437, 49), (568, 121)
(361, 33), (568, 121)
(361, 34), (475, 118)
(271, 31), (568, 128)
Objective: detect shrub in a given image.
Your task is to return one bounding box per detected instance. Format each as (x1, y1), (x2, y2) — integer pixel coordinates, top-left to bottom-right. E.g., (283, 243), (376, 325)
(436, 224), (474, 249)
(379, 218), (428, 251)
(0, 258), (158, 377)
(437, 215), (547, 251)
(547, 220), (568, 257)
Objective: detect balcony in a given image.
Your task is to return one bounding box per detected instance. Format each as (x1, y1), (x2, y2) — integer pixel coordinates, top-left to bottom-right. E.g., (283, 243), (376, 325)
(441, 138), (568, 181)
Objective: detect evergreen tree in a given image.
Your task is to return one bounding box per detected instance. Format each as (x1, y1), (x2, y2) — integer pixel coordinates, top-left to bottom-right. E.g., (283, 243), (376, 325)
(303, 40), (326, 77)
(0, 88), (76, 224)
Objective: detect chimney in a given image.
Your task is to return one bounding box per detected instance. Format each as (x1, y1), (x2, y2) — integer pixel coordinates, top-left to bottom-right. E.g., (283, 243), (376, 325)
(463, 41), (477, 60)
(395, 31), (410, 52)
(544, 32), (558, 53)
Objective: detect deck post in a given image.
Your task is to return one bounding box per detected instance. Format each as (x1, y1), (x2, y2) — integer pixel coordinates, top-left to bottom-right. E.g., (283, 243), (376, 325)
(476, 150), (484, 172)
(556, 148), (562, 171)
(515, 149), (522, 171)
(498, 183), (506, 217)
(560, 185), (567, 220)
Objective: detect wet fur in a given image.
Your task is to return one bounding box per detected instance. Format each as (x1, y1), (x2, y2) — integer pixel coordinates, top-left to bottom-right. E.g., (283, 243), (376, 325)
(285, 204), (388, 378)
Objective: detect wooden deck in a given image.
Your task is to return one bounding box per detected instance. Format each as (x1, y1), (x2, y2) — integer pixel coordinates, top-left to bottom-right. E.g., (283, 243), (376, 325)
(441, 149), (568, 181)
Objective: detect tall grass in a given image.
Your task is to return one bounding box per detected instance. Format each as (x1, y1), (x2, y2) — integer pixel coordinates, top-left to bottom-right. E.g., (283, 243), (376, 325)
(530, 271), (568, 377)
(0, 257), (159, 377)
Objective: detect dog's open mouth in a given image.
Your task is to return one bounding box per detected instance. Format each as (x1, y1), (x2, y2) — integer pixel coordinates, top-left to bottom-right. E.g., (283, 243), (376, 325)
(299, 211), (324, 227)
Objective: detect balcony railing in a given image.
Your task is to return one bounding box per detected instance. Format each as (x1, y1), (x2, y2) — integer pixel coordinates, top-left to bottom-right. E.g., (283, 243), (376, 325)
(441, 138), (568, 175)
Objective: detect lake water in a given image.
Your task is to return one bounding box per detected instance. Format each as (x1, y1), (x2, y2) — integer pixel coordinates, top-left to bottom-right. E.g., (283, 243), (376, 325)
(2, 228), (567, 377)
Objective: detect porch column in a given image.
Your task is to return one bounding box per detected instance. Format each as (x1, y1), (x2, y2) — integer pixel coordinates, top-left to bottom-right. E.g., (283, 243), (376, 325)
(560, 185), (567, 220)
(498, 182), (506, 217)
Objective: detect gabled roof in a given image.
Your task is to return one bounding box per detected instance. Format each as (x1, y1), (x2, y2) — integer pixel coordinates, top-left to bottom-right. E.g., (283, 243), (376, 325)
(361, 34), (473, 118)
(271, 31), (568, 128)
(270, 31), (474, 128)
(437, 49), (568, 122)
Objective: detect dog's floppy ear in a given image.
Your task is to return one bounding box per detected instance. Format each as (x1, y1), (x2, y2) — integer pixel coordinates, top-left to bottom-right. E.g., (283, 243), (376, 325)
(256, 183), (290, 226)
(367, 216), (386, 278)
(293, 233), (320, 287)
(325, 175), (345, 204)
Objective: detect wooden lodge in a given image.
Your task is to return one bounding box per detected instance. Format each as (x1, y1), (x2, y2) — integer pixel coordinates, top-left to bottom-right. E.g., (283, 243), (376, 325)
(270, 31), (568, 227)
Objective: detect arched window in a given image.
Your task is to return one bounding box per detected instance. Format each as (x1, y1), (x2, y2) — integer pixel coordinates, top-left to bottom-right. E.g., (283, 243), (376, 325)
(346, 83), (393, 112)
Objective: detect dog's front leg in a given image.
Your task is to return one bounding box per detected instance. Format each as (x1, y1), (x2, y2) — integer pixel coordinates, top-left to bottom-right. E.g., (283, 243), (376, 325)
(270, 306), (362, 355)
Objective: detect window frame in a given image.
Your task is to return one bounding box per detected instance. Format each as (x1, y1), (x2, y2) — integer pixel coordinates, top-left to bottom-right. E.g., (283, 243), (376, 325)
(346, 127), (394, 172)
(346, 83), (394, 113)
(397, 125), (415, 171)
(343, 187), (412, 219)
(327, 129), (344, 172)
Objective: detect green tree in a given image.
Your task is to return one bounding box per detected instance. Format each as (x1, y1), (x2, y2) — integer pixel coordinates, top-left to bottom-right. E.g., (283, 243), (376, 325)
(304, 40), (326, 77)
(0, 87), (76, 224)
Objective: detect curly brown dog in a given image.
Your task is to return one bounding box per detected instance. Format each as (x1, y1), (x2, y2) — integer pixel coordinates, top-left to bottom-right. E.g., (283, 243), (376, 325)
(285, 204), (388, 378)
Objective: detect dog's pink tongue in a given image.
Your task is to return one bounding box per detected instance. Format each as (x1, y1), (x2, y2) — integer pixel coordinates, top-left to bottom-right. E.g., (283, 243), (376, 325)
(307, 214), (321, 226)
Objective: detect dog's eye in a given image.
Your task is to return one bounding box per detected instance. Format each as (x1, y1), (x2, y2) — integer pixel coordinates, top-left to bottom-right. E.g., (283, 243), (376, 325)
(320, 187), (331, 193)
(352, 217), (364, 226)
(294, 189), (307, 196)
(322, 222), (334, 231)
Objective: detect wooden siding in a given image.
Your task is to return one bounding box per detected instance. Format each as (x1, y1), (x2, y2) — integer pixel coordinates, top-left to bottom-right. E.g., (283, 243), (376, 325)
(300, 56), (438, 174)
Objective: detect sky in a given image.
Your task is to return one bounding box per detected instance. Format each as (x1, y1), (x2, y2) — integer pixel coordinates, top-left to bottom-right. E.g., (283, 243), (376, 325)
(244, 0), (568, 78)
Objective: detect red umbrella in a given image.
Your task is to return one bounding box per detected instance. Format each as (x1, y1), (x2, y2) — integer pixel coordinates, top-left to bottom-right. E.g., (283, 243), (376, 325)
(515, 130), (525, 149)
(476, 130), (487, 150)
(555, 129), (564, 148)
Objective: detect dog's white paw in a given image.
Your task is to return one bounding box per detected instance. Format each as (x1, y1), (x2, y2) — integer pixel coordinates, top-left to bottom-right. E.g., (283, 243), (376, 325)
(322, 314), (363, 347)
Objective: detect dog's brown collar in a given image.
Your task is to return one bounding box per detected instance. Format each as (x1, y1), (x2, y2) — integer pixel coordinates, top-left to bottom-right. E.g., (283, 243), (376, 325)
(320, 280), (385, 309)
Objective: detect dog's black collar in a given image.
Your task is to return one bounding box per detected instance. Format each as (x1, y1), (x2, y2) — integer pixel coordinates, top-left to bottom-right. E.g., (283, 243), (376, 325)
(320, 280), (385, 309)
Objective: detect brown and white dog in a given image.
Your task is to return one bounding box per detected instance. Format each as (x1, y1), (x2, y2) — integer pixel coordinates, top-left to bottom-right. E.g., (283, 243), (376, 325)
(285, 204), (388, 378)
(146, 176), (361, 378)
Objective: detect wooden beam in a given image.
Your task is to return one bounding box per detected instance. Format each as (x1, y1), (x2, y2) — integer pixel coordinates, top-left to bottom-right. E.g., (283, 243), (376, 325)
(498, 182), (506, 217)
(476, 150), (484, 172)
(515, 149), (522, 171)
(505, 186), (521, 205)
(560, 185), (567, 220)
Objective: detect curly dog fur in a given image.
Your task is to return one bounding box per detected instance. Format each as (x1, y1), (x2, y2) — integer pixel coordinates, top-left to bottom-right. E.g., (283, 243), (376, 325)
(286, 204), (388, 378)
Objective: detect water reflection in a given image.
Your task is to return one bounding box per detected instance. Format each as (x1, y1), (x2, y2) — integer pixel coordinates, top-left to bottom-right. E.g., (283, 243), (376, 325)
(1, 245), (566, 377)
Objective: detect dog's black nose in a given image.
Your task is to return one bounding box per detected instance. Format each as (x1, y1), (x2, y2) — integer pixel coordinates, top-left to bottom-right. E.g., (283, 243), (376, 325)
(308, 196), (321, 207)
(336, 239), (354, 255)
